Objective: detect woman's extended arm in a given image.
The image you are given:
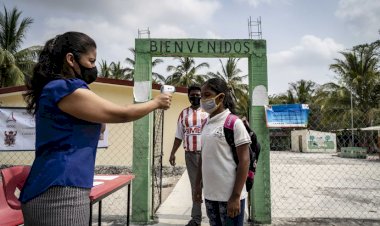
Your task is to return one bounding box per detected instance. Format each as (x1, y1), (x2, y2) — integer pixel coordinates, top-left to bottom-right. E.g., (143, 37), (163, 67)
(58, 88), (171, 123)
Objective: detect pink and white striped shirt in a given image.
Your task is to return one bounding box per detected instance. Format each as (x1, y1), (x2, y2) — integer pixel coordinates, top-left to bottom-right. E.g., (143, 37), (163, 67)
(175, 107), (209, 152)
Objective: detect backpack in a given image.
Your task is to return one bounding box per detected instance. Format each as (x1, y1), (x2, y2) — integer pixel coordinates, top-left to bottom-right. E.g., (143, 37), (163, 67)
(223, 114), (261, 192)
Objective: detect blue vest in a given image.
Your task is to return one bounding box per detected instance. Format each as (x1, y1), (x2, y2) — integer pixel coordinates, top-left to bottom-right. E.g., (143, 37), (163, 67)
(20, 78), (101, 203)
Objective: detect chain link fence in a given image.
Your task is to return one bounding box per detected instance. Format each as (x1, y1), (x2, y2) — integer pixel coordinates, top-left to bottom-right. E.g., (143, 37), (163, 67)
(270, 107), (380, 223)
(2, 103), (380, 224)
(152, 109), (164, 214)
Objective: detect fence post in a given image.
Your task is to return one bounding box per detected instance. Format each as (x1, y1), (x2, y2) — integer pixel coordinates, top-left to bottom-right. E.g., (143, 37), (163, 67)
(248, 40), (272, 224)
(132, 48), (154, 224)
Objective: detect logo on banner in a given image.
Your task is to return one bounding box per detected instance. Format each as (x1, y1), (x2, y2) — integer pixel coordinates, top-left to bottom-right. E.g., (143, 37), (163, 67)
(6, 112), (16, 122)
(4, 130), (17, 146)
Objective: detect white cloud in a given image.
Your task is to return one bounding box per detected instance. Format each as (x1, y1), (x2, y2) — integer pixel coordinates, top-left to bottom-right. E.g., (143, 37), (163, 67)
(268, 35), (345, 94)
(236, 0), (293, 7)
(153, 25), (188, 38)
(19, 0), (221, 64)
(205, 31), (222, 39)
(335, 0), (380, 40)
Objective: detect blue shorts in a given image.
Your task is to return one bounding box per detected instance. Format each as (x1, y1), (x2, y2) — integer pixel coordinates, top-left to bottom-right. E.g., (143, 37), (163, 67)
(205, 199), (245, 226)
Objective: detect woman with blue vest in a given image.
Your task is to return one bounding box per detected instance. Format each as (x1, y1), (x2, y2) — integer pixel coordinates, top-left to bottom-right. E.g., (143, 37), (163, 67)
(21, 31), (172, 226)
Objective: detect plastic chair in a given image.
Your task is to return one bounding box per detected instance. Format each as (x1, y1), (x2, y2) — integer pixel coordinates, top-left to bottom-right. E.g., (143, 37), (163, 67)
(0, 182), (24, 226)
(1, 165), (31, 210)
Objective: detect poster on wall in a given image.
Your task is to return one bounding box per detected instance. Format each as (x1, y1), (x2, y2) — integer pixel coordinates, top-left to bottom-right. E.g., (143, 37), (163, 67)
(264, 104), (309, 128)
(0, 107), (108, 151)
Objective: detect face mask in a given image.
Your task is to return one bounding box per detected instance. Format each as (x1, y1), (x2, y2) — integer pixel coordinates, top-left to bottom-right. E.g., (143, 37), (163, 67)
(73, 57), (98, 84)
(200, 94), (221, 114)
(189, 96), (201, 107)
(78, 64), (98, 84)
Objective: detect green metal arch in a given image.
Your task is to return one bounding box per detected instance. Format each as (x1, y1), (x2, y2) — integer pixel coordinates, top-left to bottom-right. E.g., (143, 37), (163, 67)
(132, 38), (271, 224)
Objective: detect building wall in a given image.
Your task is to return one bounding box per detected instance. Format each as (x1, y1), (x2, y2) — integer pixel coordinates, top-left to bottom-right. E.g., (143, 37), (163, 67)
(0, 82), (189, 167)
(291, 129), (337, 153)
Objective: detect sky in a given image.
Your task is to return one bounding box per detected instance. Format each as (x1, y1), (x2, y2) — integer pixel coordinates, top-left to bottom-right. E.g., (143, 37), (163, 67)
(3, 0), (380, 95)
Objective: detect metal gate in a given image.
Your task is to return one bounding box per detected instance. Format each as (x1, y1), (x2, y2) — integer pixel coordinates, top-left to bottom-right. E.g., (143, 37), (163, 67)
(152, 109), (164, 213)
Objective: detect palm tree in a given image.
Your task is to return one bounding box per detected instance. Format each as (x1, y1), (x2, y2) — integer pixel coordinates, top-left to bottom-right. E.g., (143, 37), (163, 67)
(329, 43), (380, 114)
(312, 82), (354, 130)
(287, 79), (317, 104)
(0, 47), (23, 87)
(0, 6), (40, 86)
(166, 57), (210, 86)
(98, 60), (112, 78)
(125, 48), (165, 83)
(109, 61), (129, 80)
(208, 58), (248, 116)
(208, 58), (248, 98)
(269, 91), (296, 104)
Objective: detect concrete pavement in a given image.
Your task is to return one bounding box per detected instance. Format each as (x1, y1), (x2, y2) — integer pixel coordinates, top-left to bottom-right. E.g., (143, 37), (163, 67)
(153, 170), (250, 226)
(154, 170), (210, 225)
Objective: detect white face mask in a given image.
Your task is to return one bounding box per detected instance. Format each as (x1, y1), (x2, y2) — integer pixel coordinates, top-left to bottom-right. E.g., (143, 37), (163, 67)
(201, 94), (221, 114)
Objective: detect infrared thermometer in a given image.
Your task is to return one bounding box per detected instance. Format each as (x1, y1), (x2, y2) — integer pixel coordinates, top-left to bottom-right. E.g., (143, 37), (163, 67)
(160, 85), (176, 94)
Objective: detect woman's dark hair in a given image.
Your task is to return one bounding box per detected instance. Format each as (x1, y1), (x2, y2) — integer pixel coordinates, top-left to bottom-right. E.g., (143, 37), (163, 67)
(188, 84), (201, 95)
(24, 31), (96, 115)
(202, 77), (236, 114)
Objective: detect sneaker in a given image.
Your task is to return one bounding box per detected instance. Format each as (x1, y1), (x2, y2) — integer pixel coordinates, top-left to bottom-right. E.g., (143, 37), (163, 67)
(185, 219), (200, 226)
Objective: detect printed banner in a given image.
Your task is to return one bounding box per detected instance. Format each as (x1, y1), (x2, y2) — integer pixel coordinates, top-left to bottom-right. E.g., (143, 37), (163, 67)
(0, 107), (108, 151)
(264, 104), (309, 128)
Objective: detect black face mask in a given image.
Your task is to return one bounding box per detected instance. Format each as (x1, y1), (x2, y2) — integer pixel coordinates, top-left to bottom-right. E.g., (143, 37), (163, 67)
(73, 57), (98, 84)
(189, 96), (201, 107)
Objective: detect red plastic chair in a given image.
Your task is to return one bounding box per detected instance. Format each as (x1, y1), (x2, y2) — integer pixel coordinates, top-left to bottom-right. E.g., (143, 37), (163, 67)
(0, 182), (24, 226)
(1, 165), (31, 210)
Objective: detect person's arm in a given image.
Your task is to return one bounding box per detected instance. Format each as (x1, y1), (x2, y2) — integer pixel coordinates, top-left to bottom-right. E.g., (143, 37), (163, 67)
(58, 88), (171, 123)
(169, 138), (182, 166)
(227, 143), (250, 218)
(193, 155), (203, 203)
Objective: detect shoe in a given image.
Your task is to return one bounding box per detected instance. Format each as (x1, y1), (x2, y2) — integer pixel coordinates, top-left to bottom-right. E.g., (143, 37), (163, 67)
(185, 219), (200, 226)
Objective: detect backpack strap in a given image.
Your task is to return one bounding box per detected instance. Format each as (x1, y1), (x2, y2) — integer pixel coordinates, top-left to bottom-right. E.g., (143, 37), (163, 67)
(224, 113), (238, 130)
(224, 113), (239, 165)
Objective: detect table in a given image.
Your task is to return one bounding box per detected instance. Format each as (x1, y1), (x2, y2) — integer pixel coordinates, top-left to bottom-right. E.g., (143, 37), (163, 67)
(90, 174), (135, 226)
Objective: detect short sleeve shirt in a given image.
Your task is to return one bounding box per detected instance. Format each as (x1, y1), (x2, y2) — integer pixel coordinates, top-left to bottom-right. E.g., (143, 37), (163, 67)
(175, 107), (208, 152)
(20, 78), (101, 203)
(201, 109), (251, 202)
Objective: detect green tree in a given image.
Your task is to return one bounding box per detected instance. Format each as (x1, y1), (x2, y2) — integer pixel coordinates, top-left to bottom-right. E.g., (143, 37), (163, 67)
(109, 61), (129, 80)
(333, 42), (379, 127)
(98, 60), (112, 78)
(125, 48), (165, 83)
(269, 90), (296, 104)
(329, 42), (380, 113)
(288, 79), (317, 104)
(0, 47), (23, 87)
(0, 6), (40, 86)
(166, 57), (210, 86)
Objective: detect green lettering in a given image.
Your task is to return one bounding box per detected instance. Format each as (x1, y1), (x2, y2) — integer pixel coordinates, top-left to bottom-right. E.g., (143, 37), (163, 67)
(174, 41), (183, 52)
(197, 41), (203, 53)
(186, 41), (195, 52)
(234, 42), (242, 53)
(165, 41), (170, 53)
(150, 41), (157, 52)
(208, 41), (216, 53)
(224, 42), (231, 53)
(243, 41), (250, 53)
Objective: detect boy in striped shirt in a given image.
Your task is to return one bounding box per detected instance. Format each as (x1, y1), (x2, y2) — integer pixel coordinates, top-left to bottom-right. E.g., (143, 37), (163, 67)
(169, 84), (208, 226)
